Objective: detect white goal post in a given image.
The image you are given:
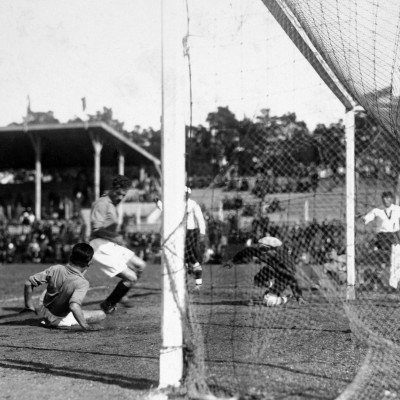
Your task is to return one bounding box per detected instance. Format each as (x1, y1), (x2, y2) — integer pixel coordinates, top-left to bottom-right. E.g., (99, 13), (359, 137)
(159, 0), (188, 389)
(261, 0), (358, 300)
(158, 0), (361, 389)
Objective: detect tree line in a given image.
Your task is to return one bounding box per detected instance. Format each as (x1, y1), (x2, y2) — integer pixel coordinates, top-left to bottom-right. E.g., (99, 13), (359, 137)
(9, 104), (398, 185)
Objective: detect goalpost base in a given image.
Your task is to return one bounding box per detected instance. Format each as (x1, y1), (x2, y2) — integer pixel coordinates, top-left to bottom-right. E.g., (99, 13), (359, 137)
(346, 285), (356, 301)
(158, 346), (184, 389)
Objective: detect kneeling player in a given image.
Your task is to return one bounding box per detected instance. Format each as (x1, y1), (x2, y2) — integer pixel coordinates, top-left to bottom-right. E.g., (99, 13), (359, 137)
(226, 236), (306, 306)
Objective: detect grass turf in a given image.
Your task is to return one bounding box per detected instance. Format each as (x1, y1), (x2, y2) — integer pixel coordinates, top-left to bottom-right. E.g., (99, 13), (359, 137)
(0, 261), (380, 399)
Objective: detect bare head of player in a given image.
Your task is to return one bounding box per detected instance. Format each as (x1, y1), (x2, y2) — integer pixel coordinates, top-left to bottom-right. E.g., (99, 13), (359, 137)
(108, 175), (131, 206)
(382, 191), (394, 209)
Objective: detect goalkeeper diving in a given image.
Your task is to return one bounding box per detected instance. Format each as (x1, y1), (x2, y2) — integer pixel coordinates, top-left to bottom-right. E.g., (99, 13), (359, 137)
(225, 236), (306, 306)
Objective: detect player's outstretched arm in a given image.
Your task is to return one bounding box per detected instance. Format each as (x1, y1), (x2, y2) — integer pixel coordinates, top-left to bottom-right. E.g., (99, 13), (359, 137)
(288, 277), (306, 304)
(23, 280), (37, 313)
(224, 245), (270, 268)
(296, 296), (307, 304)
(231, 246), (263, 264)
(69, 302), (95, 331)
(361, 209), (376, 225)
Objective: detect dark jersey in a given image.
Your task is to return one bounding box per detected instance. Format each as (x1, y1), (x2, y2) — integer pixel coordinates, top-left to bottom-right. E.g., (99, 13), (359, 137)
(231, 244), (303, 299)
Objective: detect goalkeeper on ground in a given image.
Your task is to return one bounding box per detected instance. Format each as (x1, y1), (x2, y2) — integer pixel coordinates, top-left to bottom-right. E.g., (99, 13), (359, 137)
(225, 236), (306, 306)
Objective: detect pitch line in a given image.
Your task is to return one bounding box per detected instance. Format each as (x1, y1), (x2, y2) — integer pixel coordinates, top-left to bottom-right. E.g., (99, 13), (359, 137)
(1, 285), (108, 304)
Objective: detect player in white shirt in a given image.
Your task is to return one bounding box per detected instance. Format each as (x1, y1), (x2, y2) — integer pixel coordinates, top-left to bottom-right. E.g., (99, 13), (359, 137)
(185, 188), (206, 289)
(362, 191), (400, 289)
(155, 187), (206, 290)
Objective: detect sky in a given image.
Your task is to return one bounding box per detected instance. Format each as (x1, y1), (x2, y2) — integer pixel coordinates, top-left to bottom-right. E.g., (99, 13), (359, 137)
(0, 0), (345, 132)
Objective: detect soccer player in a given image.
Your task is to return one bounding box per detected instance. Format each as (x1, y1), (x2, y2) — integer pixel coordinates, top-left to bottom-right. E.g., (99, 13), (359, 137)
(362, 191), (400, 289)
(154, 186), (206, 290)
(184, 187), (206, 289)
(22, 242), (105, 330)
(90, 175), (147, 314)
(225, 236), (306, 306)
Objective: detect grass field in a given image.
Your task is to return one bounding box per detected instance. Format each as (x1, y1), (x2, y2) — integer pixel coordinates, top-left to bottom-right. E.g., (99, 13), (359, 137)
(0, 261), (378, 400)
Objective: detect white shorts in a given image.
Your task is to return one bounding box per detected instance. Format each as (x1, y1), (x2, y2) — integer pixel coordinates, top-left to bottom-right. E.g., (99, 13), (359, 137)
(40, 306), (78, 327)
(90, 238), (134, 277)
(38, 291), (78, 327)
(390, 244), (400, 288)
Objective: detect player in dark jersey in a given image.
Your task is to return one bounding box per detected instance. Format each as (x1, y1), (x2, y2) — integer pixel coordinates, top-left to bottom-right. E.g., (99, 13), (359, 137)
(22, 243), (105, 330)
(226, 236), (306, 306)
(90, 175), (147, 314)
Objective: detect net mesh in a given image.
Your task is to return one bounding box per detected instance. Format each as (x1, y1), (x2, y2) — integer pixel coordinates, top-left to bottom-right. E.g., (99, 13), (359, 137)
(156, 1), (400, 399)
(276, 0), (400, 137)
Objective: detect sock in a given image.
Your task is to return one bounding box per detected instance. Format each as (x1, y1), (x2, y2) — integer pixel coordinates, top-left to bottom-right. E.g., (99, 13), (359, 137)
(194, 269), (202, 285)
(104, 281), (130, 306)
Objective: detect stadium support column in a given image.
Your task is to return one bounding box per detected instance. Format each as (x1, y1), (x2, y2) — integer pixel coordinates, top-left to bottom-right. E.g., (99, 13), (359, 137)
(118, 152), (125, 175)
(346, 108), (356, 301)
(32, 135), (42, 220)
(159, 0), (186, 389)
(118, 152), (125, 226)
(304, 199), (309, 223)
(90, 133), (103, 201)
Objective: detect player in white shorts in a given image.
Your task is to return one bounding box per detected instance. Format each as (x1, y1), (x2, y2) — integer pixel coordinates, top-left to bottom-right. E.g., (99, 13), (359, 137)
(90, 175), (147, 314)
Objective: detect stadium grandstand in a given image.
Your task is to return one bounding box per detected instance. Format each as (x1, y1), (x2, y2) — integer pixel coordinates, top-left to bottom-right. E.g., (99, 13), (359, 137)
(0, 121), (160, 217)
(0, 122), (162, 264)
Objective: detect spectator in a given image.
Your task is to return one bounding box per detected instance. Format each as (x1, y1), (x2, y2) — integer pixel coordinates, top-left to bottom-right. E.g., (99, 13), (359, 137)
(20, 208), (35, 226)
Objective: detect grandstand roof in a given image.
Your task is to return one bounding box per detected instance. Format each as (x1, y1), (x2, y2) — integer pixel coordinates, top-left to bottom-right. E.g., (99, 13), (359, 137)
(0, 122), (161, 170)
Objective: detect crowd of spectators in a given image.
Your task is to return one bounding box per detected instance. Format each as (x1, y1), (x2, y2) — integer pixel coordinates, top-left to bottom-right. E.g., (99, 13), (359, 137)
(198, 165), (397, 196)
(250, 164), (320, 196)
(185, 158), (398, 196)
(0, 169), (161, 216)
(0, 208), (162, 266)
(205, 213), (346, 266)
(0, 202), (382, 294)
(188, 163), (325, 194)
(0, 213), (86, 264)
(0, 190), (379, 293)
(124, 176), (161, 203)
(124, 231), (162, 264)
(204, 209), (383, 287)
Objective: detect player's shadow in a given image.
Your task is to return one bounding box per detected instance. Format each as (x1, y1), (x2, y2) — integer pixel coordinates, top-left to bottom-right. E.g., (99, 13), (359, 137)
(0, 359), (156, 390)
(0, 307), (21, 319)
(82, 291), (160, 308)
(126, 291), (160, 298)
(0, 317), (42, 327)
(0, 307), (42, 321)
(191, 300), (251, 306)
(1, 291), (159, 316)
(136, 286), (161, 292)
(1, 307), (24, 313)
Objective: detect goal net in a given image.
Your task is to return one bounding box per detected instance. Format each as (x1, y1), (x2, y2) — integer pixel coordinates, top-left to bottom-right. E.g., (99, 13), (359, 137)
(159, 1), (400, 399)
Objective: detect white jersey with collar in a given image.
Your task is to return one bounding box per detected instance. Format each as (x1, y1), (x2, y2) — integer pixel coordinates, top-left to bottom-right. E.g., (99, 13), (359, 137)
(155, 198), (206, 235)
(186, 198), (206, 235)
(363, 204), (400, 233)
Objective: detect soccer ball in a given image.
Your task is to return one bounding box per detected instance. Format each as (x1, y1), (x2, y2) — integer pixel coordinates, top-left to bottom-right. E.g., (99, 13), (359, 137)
(263, 293), (288, 306)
